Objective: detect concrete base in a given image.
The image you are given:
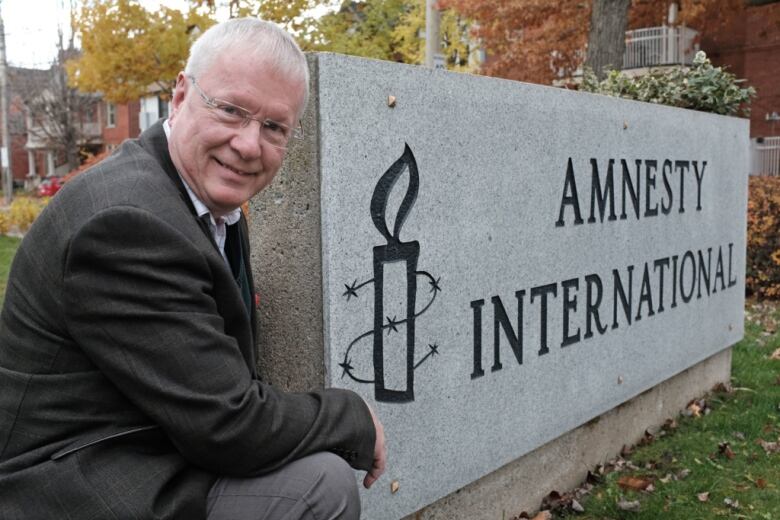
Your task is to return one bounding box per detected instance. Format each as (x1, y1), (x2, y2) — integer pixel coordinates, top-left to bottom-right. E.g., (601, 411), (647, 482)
(404, 347), (732, 520)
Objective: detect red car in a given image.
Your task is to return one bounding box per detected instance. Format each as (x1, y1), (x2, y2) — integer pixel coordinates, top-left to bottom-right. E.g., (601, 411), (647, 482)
(37, 177), (63, 197)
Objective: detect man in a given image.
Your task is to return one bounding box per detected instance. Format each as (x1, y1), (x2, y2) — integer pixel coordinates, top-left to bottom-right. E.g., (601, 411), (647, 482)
(0, 18), (385, 520)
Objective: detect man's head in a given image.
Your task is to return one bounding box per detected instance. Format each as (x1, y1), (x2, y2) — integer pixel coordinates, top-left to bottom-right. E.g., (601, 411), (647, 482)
(168, 18), (308, 217)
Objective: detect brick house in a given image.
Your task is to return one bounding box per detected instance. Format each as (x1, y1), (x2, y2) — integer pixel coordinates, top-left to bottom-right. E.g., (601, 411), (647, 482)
(702, 1), (780, 174)
(2, 66), (141, 186)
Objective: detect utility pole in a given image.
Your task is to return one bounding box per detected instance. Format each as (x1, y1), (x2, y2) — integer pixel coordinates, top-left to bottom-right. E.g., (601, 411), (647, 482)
(0, 0), (13, 204)
(424, 0), (442, 69)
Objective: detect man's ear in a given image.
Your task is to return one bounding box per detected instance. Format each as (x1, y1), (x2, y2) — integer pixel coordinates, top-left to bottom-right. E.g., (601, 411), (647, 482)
(169, 72), (188, 123)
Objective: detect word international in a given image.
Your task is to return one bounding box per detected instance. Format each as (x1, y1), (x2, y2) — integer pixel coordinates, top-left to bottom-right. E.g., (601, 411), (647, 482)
(469, 242), (738, 379)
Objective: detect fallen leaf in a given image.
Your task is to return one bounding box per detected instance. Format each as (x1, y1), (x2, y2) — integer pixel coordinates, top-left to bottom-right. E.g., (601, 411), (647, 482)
(390, 480), (400, 494)
(756, 478), (767, 489)
(638, 430), (655, 447)
(571, 499), (585, 513)
(719, 442), (736, 460)
(541, 490), (572, 511)
(663, 418), (678, 430)
(621, 445), (634, 457)
(697, 492), (710, 502)
(677, 468), (691, 480)
(617, 499), (641, 511)
(713, 381), (733, 393)
(659, 473), (673, 484)
(770, 348), (780, 360)
(757, 439), (780, 454)
(618, 476), (653, 491)
(687, 401), (702, 417)
(734, 431), (746, 441)
(586, 471), (603, 485)
(530, 511), (552, 520)
(724, 497), (740, 510)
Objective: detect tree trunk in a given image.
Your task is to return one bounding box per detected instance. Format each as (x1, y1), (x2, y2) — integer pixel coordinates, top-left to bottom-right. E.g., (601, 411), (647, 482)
(585, 0), (631, 80)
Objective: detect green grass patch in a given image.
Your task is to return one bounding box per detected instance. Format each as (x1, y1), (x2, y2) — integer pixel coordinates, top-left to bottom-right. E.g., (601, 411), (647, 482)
(0, 235), (21, 302)
(553, 301), (780, 520)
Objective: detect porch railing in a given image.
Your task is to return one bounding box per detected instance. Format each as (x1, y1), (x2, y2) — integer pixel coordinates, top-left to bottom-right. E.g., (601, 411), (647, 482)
(752, 137), (780, 176)
(623, 26), (699, 69)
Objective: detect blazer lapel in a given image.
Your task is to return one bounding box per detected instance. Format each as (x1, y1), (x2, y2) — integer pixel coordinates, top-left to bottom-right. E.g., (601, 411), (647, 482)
(138, 121), (216, 251)
(138, 120), (258, 369)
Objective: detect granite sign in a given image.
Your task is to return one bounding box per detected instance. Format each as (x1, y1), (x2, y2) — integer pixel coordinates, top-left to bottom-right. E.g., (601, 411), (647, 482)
(253, 53), (749, 519)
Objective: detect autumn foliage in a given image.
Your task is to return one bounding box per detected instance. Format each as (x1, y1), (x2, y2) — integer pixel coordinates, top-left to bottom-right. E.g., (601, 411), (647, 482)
(746, 176), (780, 299)
(440, 0), (749, 85)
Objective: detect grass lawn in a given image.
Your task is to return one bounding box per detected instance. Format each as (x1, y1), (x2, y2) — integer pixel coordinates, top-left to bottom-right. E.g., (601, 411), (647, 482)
(0, 235), (21, 302)
(552, 300), (780, 520)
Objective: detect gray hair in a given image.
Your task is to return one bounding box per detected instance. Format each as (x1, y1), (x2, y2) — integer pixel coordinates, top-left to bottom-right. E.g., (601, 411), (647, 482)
(184, 18), (309, 118)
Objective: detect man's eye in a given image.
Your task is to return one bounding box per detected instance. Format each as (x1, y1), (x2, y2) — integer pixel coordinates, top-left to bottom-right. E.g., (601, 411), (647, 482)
(263, 120), (286, 134)
(216, 104), (242, 117)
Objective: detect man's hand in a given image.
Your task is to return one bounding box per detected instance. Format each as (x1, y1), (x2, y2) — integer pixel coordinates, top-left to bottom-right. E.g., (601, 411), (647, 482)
(362, 402), (386, 489)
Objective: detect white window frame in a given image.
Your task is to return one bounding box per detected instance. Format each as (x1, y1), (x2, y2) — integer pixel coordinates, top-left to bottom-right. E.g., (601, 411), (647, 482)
(105, 102), (116, 128)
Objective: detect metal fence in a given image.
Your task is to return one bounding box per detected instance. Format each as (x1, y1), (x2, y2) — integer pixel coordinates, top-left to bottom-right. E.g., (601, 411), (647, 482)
(751, 137), (780, 176)
(623, 26), (699, 69)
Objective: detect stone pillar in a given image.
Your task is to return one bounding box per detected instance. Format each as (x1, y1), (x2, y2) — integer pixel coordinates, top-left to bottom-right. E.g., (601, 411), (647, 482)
(46, 151), (54, 177)
(27, 150), (36, 177)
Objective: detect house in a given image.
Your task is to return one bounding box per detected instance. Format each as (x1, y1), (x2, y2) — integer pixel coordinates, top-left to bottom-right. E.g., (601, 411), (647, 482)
(701, 1), (780, 175)
(3, 66), (141, 186)
(138, 84), (171, 134)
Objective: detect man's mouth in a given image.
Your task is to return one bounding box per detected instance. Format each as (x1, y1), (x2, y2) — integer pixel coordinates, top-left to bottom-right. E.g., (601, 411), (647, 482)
(215, 158), (251, 176)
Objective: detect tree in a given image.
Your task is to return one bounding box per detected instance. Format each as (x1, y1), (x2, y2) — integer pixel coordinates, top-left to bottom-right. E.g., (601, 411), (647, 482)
(391, 0), (474, 69)
(67, 0), (215, 103)
(304, 0), (475, 70)
(17, 21), (99, 171)
(585, 0), (631, 79)
(438, 0), (591, 84)
(304, 0), (411, 60)
(441, 0), (752, 85)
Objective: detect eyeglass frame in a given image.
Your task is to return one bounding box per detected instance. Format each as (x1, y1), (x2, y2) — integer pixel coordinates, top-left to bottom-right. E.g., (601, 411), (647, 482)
(186, 74), (304, 150)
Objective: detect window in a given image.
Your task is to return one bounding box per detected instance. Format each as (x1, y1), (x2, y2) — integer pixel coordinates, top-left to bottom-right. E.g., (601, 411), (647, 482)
(158, 96), (169, 120)
(105, 102), (116, 128)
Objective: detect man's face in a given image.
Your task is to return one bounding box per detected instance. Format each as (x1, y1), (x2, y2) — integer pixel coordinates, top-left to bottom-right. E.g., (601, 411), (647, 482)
(168, 49), (305, 217)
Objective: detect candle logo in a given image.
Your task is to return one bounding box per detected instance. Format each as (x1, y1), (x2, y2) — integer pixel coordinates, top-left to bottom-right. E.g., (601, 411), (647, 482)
(339, 144), (441, 403)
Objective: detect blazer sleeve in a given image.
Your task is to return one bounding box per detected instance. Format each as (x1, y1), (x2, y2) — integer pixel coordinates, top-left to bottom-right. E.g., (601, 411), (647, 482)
(62, 205), (375, 475)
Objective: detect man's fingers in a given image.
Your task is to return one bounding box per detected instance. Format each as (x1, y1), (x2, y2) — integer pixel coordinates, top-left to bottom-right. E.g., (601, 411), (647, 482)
(363, 470), (377, 489)
(363, 400), (387, 489)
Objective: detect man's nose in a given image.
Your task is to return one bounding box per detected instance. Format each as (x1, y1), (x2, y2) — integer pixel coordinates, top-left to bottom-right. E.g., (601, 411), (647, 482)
(230, 120), (264, 160)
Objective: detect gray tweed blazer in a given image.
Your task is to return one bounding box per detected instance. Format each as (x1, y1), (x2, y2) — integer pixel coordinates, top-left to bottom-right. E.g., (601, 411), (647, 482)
(0, 121), (374, 519)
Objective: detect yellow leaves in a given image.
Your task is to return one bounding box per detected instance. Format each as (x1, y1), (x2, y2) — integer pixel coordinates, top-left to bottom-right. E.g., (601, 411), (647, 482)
(0, 196), (50, 235)
(305, 0), (476, 72)
(0, 211), (9, 236)
(68, 0), (216, 103)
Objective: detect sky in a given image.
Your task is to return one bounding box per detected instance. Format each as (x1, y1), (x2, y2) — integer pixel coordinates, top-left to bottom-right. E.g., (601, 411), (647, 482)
(2, 0), (336, 69)
(2, 0), (196, 68)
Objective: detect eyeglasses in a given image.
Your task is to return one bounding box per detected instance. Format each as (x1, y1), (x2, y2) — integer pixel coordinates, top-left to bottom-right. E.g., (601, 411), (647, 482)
(187, 75), (303, 150)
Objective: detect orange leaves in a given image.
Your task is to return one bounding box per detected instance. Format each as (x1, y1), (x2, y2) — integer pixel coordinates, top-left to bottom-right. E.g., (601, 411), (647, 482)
(746, 176), (780, 299)
(617, 475), (654, 491)
(439, 0), (590, 84)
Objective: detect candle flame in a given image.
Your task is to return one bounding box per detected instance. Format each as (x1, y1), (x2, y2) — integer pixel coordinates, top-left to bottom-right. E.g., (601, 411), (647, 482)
(370, 143), (419, 245)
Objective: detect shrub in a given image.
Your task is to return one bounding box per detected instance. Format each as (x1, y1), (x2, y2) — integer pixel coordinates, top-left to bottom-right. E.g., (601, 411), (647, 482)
(581, 51), (755, 117)
(7, 196), (49, 234)
(0, 211), (9, 236)
(746, 176), (780, 299)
